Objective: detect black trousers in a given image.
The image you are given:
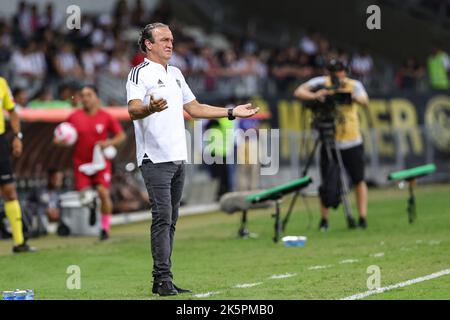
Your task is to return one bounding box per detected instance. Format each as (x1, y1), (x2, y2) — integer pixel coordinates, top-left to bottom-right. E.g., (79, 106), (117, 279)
(319, 143), (365, 186)
(0, 134), (14, 185)
(140, 160), (185, 282)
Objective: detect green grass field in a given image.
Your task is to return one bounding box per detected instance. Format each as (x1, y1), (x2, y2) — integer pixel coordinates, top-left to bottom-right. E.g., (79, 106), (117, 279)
(1, 184), (449, 300)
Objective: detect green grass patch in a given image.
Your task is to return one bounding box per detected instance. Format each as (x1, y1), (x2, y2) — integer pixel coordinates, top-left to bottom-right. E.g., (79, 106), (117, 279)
(0, 184), (449, 300)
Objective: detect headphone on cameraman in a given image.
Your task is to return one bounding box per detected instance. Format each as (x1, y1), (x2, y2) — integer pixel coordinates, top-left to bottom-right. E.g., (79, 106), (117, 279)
(326, 58), (349, 73)
(326, 59), (350, 89)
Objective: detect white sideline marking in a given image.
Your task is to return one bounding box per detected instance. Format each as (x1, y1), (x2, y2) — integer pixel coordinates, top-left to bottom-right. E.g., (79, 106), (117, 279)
(234, 282), (263, 288)
(429, 240), (441, 245)
(371, 252), (385, 258)
(269, 273), (297, 279)
(340, 259), (359, 264)
(342, 268), (450, 300)
(192, 291), (221, 298)
(308, 265), (333, 270)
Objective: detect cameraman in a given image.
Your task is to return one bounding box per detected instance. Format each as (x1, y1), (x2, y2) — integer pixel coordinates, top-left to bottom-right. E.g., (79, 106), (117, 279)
(294, 59), (369, 231)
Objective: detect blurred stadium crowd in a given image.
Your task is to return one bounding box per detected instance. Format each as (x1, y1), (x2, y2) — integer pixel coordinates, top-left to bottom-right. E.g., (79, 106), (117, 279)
(0, 0), (449, 108)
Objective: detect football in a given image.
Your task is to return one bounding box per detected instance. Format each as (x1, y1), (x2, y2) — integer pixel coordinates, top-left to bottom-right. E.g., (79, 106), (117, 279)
(54, 122), (78, 146)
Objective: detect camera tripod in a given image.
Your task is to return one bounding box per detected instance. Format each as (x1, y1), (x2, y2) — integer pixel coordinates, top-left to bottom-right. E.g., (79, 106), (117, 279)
(282, 119), (357, 231)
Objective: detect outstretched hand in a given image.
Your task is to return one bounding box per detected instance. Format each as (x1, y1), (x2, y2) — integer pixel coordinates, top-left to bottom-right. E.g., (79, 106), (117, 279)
(147, 95), (168, 114)
(232, 103), (260, 118)
(314, 89), (333, 102)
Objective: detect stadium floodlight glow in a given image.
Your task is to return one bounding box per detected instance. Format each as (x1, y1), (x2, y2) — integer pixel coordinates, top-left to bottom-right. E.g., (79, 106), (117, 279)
(388, 164), (437, 224)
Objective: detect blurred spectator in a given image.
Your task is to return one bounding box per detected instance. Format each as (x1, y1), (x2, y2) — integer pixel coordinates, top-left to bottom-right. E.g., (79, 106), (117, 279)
(28, 86), (52, 107)
(297, 52), (315, 79)
(231, 53), (268, 96)
(90, 20), (116, 52)
(271, 46), (301, 93)
(26, 168), (65, 236)
(427, 45), (450, 90)
(14, 1), (32, 40)
(350, 49), (374, 82)
(113, 0), (130, 29)
(12, 87), (28, 110)
(57, 83), (80, 106)
(204, 118), (235, 200)
(169, 42), (190, 73)
(39, 3), (63, 31)
(10, 40), (46, 95)
(53, 42), (83, 80)
(313, 37), (331, 69)
(30, 4), (41, 34)
(395, 57), (425, 90)
(150, 1), (173, 24)
(131, 50), (145, 67)
(108, 45), (131, 78)
(110, 172), (150, 213)
(131, 0), (147, 27)
(190, 47), (220, 91)
(242, 32), (259, 55)
(299, 32), (319, 56)
(81, 45), (108, 82)
(71, 87), (82, 108)
(0, 21), (12, 76)
(29, 86), (71, 108)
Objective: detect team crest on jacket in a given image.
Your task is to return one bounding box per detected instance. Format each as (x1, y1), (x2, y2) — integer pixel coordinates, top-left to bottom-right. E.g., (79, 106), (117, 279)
(158, 79), (165, 87)
(96, 124), (105, 134)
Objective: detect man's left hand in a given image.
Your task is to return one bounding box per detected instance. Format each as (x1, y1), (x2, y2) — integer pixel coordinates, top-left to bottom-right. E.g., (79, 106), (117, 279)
(232, 103), (260, 118)
(12, 137), (22, 157)
(98, 140), (112, 149)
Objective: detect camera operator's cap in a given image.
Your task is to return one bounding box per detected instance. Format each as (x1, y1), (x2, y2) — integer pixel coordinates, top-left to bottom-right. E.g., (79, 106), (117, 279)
(326, 58), (347, 72)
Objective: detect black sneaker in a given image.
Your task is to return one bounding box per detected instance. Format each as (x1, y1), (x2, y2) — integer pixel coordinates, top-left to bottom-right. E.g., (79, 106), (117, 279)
(100, 229), (109, 241)
(347, 216), (357, 229)
(173, 283), (191, 294)
(319, 218), (329, 232)
(153, 280), (178, 296)
(12, 242), (38, 253)
(152, 281), (190, 293)
(358, 217), (367, 229)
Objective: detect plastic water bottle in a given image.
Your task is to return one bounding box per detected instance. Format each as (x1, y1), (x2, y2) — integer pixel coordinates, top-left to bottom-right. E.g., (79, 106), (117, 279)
(14, 290), (27, 300)
(26, 290), (34, 300)
(282, 236), (307, 247)
(2, 291), (15, 300)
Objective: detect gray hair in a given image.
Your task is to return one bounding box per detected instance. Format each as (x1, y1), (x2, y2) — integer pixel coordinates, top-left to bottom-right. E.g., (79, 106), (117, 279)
(138, 22), (169, 53)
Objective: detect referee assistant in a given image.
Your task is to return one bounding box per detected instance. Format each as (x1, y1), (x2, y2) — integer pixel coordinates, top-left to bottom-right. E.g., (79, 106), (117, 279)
(126, 23), (259, 296)
(0, 77), (36, 253)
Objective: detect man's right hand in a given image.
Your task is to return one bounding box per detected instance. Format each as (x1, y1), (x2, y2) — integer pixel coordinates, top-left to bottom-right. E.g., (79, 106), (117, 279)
(53, 137), (70, 147)
(147, 95), (168, 114)
(314, 89), (333, 102)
